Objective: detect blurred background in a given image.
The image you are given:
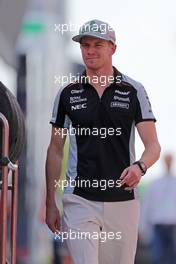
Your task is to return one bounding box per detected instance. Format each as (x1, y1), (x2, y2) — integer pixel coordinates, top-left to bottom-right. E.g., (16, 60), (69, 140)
(0, 0), (176, 263)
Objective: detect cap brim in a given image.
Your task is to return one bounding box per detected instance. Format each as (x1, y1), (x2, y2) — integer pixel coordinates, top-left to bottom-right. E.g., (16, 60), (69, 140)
(72, 32), (113, 43)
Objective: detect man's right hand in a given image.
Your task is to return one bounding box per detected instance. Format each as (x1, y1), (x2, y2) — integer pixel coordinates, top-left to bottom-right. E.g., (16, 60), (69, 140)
(45, 203), (61, 233)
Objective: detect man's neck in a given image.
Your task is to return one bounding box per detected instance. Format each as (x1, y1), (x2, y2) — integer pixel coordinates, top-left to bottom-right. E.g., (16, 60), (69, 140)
(86, 66), (114, 90)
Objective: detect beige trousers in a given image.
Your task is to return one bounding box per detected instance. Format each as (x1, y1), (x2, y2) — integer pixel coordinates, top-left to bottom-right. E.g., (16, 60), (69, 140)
(61, 194), (140, 264)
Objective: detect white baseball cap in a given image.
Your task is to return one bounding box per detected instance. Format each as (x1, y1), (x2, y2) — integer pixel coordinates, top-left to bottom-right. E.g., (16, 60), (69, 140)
(72, 19), (116, 44)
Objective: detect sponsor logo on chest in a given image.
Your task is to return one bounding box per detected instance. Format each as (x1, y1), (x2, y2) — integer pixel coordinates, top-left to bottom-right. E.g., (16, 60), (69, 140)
(71, 89), (84, 94)
(70, 96), (87, 104)
(113, 95), (130, 102)
(71, 103), (87, 111)
(110, 101), (129, 109)
(115, 90), (130, 95)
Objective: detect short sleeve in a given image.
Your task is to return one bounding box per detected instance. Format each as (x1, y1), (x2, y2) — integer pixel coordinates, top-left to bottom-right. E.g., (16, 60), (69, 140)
(135, 85), (156, 125)
(50, 88), (70, 129)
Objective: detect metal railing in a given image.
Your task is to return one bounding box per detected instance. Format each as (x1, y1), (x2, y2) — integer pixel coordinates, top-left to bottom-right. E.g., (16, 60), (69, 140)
(0, 113), (18, 264)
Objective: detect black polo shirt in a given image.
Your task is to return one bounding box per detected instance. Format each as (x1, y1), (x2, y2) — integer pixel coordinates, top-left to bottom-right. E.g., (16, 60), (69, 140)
(50, 67), (156, 202)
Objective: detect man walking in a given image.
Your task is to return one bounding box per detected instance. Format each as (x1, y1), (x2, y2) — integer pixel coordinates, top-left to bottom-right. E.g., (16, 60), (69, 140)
(45, 19), (161, 264)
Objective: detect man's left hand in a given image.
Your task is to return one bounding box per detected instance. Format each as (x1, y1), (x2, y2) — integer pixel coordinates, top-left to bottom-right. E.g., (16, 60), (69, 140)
(120, 164), (143, 190)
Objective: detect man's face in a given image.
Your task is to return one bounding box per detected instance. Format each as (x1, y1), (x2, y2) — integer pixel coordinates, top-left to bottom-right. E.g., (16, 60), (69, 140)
(80, 37), (116, 71)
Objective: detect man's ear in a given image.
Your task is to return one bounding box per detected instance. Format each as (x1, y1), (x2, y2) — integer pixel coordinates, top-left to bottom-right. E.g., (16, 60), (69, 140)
(109, 42), (117, 55)
(112, 44), (117, 55)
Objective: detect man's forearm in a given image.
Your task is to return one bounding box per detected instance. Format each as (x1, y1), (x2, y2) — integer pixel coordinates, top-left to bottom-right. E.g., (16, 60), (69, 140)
(45, 147), (63, 205)
(140, 141), (161, 169)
